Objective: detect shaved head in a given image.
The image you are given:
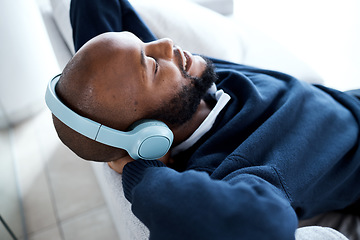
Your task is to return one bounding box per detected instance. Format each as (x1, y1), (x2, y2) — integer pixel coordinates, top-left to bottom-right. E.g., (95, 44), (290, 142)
(53, 35), (132, 162)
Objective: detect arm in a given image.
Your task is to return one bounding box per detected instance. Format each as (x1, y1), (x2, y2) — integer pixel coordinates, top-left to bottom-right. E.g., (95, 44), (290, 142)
(70, 0), (157, 51)
(121, 160), (298, 240)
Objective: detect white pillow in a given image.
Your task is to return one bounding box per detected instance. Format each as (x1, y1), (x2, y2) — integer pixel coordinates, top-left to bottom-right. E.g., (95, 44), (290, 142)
(241, 26), (324, 84)
(191, 0), (234, 15)
(131, 0), (245, 63)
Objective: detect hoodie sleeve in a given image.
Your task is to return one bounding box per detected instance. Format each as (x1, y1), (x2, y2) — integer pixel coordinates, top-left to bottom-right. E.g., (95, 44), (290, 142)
(122, 160), (298, 240)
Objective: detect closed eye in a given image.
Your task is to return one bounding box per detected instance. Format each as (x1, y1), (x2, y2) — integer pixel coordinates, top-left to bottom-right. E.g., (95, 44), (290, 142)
(154, 58), (159, 75)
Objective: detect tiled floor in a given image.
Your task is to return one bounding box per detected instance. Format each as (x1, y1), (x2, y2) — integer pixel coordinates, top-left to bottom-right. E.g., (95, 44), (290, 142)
(1, 107), (119, 240)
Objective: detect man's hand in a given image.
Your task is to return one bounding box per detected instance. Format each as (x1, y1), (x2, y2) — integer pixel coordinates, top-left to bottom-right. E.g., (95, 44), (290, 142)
(107, 155), (134, 174)
(108, 151), (174, 174)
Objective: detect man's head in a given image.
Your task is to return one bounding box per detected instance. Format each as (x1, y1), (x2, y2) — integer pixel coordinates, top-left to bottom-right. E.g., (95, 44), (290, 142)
(53, 32), (217, 162)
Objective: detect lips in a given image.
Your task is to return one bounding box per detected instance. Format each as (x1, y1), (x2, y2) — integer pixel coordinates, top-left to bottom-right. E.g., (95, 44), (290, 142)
(183, 50), (193, 72)
(174, 46), (193, 73)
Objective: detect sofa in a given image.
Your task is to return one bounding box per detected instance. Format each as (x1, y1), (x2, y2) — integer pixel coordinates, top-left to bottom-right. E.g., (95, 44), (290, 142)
(20, 0), (359, 239)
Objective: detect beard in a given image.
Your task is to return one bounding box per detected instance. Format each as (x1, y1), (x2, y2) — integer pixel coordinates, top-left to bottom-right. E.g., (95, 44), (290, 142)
(149, 56), (218, 127)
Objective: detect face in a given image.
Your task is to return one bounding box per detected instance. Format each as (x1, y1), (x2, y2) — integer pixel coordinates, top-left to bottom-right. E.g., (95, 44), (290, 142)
(149, 57), (217, 126)
(78, 32), (216, 130)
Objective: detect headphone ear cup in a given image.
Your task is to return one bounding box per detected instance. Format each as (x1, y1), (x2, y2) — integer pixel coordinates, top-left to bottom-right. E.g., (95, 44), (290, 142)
(127, 120), (174, 160)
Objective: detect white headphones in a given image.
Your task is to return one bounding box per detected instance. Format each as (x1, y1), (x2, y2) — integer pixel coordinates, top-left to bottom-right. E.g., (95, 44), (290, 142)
(45, 74), (173, 160)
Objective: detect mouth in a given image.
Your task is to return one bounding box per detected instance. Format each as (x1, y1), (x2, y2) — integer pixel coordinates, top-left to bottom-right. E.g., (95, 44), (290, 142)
(174, 46), (193, 73)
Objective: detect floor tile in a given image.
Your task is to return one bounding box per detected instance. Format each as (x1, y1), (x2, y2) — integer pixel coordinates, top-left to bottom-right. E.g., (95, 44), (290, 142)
(10, 116), (58, 234)
(26, 109), (105, 222)
(61, 205), (119, 240)
(28, 225), (63, 240)
(45, 137), (105, 221)
(21, 171), (58, 234)
(11, 116), (45, 192)
(7, 103), (118, 239)
(0, 129), (25, 239)
(31, 109), (60, 159)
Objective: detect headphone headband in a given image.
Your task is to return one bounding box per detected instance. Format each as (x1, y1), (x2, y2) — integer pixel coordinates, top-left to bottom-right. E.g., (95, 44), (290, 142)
(45, 74), (173, 160)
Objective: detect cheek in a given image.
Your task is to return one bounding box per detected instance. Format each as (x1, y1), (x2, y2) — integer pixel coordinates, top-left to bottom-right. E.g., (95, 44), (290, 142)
(155, 84), (180, 104)
(157, 64), (189, 90)
(149, 63), (191, 106)
(150, 80), (182, 111)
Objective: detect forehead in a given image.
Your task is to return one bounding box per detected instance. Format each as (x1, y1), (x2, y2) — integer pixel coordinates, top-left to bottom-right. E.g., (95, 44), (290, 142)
(92, 32), (144, 82)
(103, 32), (145, 90)
(79, 32), (144, 68)
(80, 32), (147, 128)
(105, 32), (142, 51)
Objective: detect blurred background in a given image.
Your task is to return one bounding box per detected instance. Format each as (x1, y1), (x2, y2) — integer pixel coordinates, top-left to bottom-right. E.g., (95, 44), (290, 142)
(0, 0), (359, 239)
(233, 0), (360, 91)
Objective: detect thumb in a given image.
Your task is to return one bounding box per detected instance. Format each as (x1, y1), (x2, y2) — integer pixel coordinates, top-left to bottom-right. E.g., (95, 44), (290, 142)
(108, 155), (134, 174)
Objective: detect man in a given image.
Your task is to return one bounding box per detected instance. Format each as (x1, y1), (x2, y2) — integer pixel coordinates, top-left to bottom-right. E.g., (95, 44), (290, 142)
(49, 0), (360, 239)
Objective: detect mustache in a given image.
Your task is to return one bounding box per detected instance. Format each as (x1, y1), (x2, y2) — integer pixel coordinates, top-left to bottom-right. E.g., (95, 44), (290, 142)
(173, 50), (215, 82)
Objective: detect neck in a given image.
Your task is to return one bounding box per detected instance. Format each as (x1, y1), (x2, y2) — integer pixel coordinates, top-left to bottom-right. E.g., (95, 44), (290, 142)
(171, 99), (212, 146)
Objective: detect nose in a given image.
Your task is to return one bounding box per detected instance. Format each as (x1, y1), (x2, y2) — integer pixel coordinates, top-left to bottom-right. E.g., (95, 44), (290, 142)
(144, 38), (174, 59)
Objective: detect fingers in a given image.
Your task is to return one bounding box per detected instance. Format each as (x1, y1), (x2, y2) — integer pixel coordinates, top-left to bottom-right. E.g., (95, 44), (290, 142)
(107, 150), (174, 174)
(108, 155), (134, 174)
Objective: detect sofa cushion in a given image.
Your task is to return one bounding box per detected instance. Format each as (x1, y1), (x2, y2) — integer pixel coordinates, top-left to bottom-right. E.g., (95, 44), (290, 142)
(131, 0), (245, 63)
